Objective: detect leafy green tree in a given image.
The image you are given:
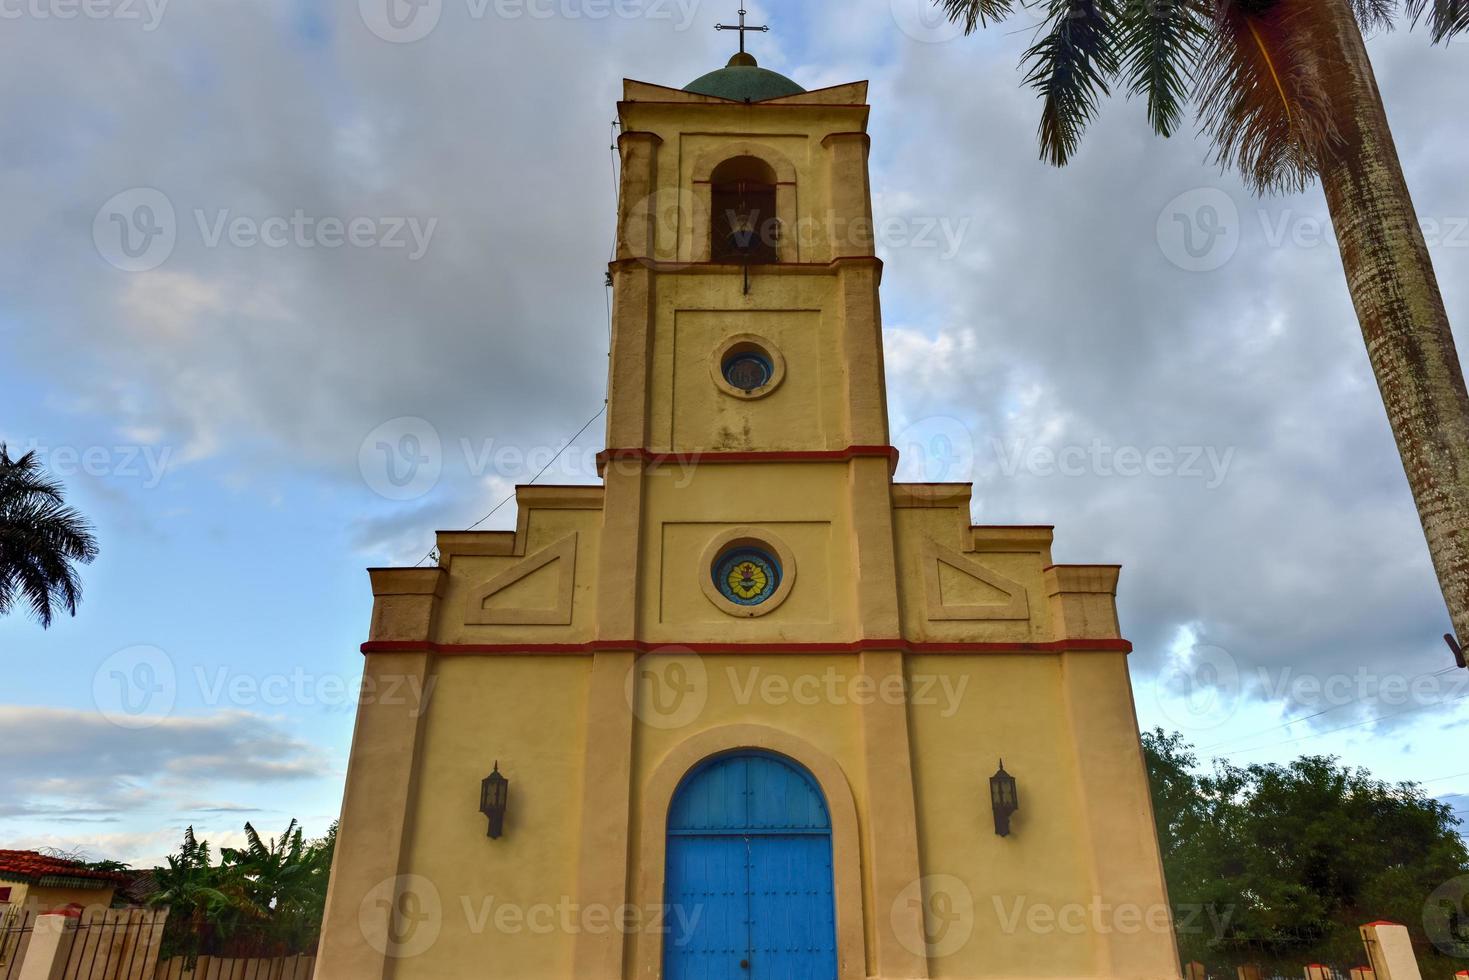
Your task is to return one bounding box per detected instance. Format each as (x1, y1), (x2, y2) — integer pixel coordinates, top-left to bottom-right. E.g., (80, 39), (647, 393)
(937, 0), (1469, 650)
(148, 828), (237, 960)
(0, 444), (99, 627)
(1142, 729), (1469, 970)
(219, 820), (335, 955)
(148, 821), (336, 960)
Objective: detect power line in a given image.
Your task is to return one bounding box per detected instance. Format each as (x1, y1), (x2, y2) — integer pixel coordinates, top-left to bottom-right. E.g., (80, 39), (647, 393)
(411, 119), (623, 570)
(1215, 689), (1469, 757)
(1199, 664), (1465, 751)
(413, 402), (608, 567)
(608, 118), (621, 262)
(1199, 702), (1353, 751)
(1418, 769), (1469, 786)
(463, 405), (606, 533)
(606, 119), (621, 342)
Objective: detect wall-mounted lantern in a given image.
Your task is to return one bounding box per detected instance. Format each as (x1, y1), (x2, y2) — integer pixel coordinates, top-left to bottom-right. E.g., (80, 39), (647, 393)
(480, 762), (509, 839)
(989, 760), (1019, 837)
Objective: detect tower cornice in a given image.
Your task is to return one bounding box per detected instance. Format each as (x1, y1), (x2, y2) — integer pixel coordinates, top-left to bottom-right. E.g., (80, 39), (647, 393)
(607, 254), (883, 281)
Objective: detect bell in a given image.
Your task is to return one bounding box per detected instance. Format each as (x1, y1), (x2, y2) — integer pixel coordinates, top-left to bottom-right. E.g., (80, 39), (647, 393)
(727, 210), (759, 252)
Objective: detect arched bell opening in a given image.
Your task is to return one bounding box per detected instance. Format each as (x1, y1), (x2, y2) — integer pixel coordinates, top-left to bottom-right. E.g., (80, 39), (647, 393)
(710, 155), (780, 265)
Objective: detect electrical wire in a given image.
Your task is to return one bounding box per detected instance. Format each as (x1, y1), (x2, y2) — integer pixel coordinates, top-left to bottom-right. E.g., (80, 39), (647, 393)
(412, 402), (608, 567)
(1214, 688), (1469, 757)
(410, 118), (624, 569)
(1199, 664), (1464, 751)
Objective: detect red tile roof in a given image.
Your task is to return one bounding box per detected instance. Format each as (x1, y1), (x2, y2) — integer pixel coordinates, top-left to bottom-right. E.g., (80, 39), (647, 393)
(0, 850), (128, 886)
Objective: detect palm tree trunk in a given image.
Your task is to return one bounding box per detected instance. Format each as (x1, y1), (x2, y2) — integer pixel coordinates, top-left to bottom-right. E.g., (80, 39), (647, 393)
(1314, 0), (1469, 650)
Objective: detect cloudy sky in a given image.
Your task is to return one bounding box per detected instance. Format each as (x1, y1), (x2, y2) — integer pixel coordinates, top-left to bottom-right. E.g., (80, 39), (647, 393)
(2, 0), (1467, 866)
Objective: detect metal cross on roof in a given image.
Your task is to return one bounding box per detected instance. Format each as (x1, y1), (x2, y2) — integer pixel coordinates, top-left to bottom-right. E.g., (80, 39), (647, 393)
(715, 6), (769, 54)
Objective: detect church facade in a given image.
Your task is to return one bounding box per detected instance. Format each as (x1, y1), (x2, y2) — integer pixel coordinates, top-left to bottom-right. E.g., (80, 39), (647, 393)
(316, 50), (1178, 980)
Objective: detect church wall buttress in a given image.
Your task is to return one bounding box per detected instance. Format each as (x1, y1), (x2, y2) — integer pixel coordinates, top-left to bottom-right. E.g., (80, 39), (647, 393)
(578, 130), (661, 970)
(822, 132), (875, 258)
(615, 131), (661, 261)
(836, 259), (890, 448)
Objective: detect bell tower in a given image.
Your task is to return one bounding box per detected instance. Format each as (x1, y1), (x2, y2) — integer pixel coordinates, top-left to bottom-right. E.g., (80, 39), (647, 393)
(592, 55), (935, 977)
(604, 52), (887, 462)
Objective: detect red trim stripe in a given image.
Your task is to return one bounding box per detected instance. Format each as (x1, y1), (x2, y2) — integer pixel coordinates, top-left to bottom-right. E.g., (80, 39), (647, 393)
(361, 638), (1132, 656)
(597, 445), (899, 473)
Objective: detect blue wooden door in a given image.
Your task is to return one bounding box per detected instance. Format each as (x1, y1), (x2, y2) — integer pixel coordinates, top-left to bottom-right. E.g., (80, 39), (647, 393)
(663, 753), (837, 980)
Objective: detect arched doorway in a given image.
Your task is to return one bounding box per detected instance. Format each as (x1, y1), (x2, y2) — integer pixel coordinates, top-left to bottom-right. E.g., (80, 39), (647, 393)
(663, 751), (838, 979)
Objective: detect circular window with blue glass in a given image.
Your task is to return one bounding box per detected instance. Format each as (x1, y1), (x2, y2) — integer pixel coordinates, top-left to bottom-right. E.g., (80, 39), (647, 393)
(714, 547), (781, 605)
(699, 528), (797, 618)
(722, 352), (773, 392)
(711, 334), (785, 400)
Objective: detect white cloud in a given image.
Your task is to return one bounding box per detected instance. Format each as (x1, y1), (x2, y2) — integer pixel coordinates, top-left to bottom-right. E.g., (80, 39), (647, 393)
(1, 0), (1464, 794)
(0, 707), (330, 831)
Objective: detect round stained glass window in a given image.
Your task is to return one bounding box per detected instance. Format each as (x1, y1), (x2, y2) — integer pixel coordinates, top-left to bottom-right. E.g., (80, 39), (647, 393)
(722, 351), (773, 392)
(714, 547), (782, 606)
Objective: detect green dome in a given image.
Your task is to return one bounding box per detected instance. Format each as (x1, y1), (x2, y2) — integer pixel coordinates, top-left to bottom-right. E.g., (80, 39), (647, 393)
(683, 53), (805, 103)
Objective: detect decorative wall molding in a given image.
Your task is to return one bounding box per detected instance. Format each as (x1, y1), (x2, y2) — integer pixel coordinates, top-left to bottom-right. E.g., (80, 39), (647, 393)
(465, 533), (577, 626)
(921, 538), (1029, 621)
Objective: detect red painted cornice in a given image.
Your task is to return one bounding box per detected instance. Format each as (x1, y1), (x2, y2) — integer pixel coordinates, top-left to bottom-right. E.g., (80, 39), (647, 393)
(596, 445), (899, 475)
(362, 638), (1132, 656)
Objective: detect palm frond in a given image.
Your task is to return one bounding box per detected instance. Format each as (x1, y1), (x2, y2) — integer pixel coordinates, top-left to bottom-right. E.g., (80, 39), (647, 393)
(182, 827), (210, 867)
(0, 444), (98, 626)
(245, 822), (268, 861)
(941, 0), (1019, 31)
(1347, 0), (1396, 31)
(1195, 0), (1341, 193)
(2, 499), (100, 560)
(1119, 0), (1210, 135)
(1403, 0), (1469, 39)
(1023, 0), (1124, 165)
(0, 447), (66, 507)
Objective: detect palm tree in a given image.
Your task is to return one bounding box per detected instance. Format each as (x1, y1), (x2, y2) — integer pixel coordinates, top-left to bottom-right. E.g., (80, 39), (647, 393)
(220, 820), (335, 954)
(149, 828), (237, 959)
(937, 0), (1469, 652)
(0, 444), (99, 627)
(148, 821), (336, 959)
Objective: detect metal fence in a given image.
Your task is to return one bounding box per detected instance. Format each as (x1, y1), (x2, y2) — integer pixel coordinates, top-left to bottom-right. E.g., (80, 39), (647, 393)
(1187, 963), (1367, 979)
(0, 908), (34, 980)
(154, 955), (315, 980)
(61, 908), (168, 980)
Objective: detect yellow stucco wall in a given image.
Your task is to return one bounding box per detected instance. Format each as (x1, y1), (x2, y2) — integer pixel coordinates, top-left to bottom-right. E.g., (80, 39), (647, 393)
(394, 655), (592, 978)
(906, 653), (1100, 977)
(647, 285), (846, 453)
(640, 464), (858, 642)
(0, 881), (116, 914)
(315, 68), (1178, 980)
